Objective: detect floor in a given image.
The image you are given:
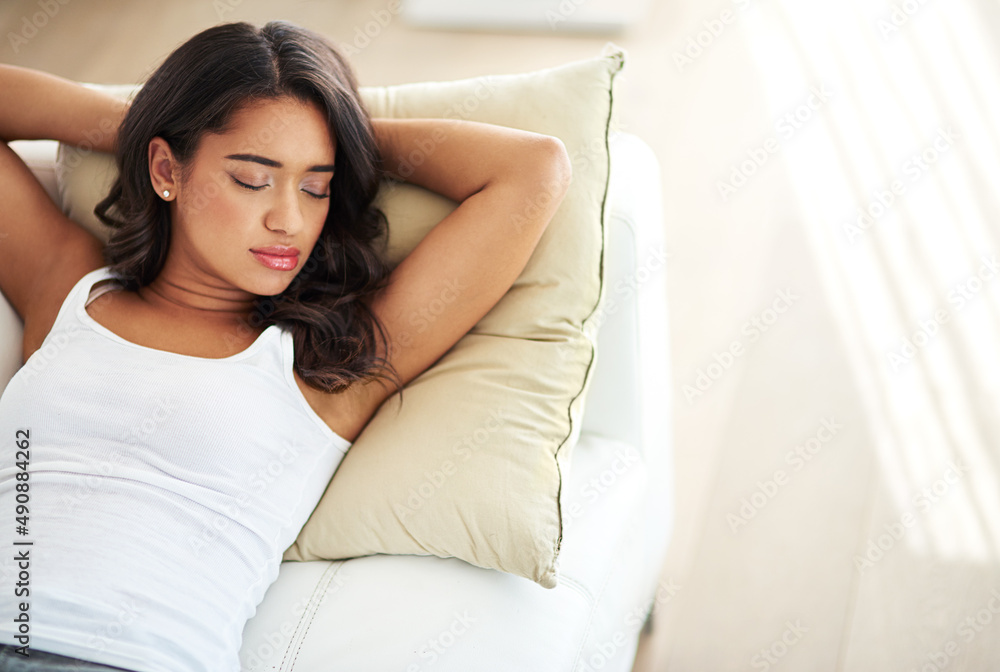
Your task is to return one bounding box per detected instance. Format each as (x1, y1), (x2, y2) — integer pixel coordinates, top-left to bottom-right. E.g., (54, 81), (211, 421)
(3, 0), (999, 670)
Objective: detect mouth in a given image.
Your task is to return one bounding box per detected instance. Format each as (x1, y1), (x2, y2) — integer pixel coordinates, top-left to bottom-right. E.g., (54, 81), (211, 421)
(250, 246), (300, 271)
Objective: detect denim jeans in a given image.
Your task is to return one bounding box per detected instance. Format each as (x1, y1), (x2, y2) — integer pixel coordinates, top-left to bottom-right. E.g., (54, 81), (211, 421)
(0, 643), (138, 671)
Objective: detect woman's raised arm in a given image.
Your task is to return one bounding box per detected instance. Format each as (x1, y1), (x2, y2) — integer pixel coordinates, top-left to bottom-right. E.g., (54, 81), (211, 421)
(371, 117), (567, 204)
(323, 117), (571, 438)
(0, 64), (127, 150)
(0, 66), (114, 359)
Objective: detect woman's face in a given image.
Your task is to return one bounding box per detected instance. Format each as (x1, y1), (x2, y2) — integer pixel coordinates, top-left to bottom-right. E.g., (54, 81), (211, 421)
(165, 96), (336, 299)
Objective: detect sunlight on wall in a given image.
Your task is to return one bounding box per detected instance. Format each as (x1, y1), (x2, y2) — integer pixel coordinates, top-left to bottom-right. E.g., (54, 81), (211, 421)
(740, 0), (1000, 561)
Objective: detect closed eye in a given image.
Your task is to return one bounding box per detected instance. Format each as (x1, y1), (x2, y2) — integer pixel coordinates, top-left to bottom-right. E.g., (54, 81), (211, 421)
(231, 176), (265, 192)
(231, 176), (329, 200)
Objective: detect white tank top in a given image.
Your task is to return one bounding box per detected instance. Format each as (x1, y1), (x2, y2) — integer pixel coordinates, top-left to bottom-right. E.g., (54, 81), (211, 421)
(0, 266), (351, 672)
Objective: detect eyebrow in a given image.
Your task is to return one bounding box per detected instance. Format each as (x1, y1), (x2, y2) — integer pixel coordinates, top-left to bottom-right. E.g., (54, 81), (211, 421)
(225, 153), (335, 172)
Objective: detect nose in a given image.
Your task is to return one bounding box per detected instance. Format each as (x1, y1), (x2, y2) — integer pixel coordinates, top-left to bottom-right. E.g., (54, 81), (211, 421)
(264, 186), (305, 235)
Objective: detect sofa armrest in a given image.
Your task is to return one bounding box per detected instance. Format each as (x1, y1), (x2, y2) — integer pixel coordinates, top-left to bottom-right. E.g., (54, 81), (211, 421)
(581, 131), (670, 465)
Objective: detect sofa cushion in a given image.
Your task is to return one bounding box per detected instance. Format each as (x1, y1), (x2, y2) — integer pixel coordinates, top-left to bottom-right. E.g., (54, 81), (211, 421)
(54, 46), (625, 588)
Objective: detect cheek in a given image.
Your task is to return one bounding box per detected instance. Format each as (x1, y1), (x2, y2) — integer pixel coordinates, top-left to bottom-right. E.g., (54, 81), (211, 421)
(180, 185), (251, 237)
(308, 203), (329, 233)
(314, 206), (330, 229)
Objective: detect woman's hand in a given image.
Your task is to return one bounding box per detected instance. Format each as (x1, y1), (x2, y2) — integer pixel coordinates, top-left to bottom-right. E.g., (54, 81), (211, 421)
(0, 64), (128, 152)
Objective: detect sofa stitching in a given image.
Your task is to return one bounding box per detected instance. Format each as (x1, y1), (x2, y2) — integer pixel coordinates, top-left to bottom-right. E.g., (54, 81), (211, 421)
(568, 507), (640, 671)
(568, 533), (619, 670)
(556, 574), (594, 605)
(281, 562), (344, 671)
(567, 441), (646, 670)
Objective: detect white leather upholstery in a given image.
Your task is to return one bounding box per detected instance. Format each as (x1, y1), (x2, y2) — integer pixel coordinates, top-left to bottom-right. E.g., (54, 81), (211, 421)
(0, 131), (673, 672)
(240, 433), (648, 672)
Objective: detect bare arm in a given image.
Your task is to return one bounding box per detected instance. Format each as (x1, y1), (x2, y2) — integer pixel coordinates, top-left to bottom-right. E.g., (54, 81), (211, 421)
(322, 116), (572, 438)
(0, 66), (112, 358)
(371, 117), (566, 203)
(0, 64), (127, 151)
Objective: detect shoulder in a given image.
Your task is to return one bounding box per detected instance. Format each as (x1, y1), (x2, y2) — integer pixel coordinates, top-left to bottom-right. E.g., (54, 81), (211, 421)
(21, 254), (107, 363)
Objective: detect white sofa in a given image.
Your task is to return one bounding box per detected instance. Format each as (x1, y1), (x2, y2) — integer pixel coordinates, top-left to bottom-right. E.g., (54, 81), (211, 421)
(1, 130), (672, 672)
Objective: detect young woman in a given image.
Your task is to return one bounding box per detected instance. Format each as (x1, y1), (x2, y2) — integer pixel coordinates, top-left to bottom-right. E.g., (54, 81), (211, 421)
(0, 20), (570, 672)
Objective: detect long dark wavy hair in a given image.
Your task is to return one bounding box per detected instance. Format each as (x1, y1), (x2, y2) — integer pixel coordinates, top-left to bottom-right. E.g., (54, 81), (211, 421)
(94, 20), (402, 397)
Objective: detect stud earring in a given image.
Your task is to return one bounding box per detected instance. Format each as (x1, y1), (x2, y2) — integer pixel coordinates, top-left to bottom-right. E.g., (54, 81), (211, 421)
(163, 190), (170, 198)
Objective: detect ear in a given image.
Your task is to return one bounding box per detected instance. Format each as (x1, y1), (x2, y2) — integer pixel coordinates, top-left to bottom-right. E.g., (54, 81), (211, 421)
(148, 137), (179, 200)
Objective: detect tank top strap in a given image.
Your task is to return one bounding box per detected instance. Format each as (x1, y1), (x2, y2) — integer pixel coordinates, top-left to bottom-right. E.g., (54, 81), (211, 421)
(84, 276), (121, 307)
(276, 326), (353, 451)
(52, 266), (121, 336)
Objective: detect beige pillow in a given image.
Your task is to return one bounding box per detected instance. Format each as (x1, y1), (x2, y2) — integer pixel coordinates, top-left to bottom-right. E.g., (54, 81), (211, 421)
(57, 46), (625, 588)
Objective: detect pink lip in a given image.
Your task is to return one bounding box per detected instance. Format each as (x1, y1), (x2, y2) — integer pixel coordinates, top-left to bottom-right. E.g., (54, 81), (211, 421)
(251, 245), (299, 256)
(251, 250), (299, 271)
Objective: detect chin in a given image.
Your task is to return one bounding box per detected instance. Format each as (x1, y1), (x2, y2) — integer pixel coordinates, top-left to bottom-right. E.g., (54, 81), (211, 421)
(257, 278), (296, 298)
(244, 270), (297, 298)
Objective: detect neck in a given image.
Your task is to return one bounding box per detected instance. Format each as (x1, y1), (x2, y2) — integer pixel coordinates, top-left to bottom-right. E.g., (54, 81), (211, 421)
(138, 271), (258, 327)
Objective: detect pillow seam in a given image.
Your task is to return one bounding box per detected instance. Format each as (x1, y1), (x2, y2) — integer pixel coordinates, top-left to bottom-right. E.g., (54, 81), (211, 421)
(550, 49), (625, 580)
